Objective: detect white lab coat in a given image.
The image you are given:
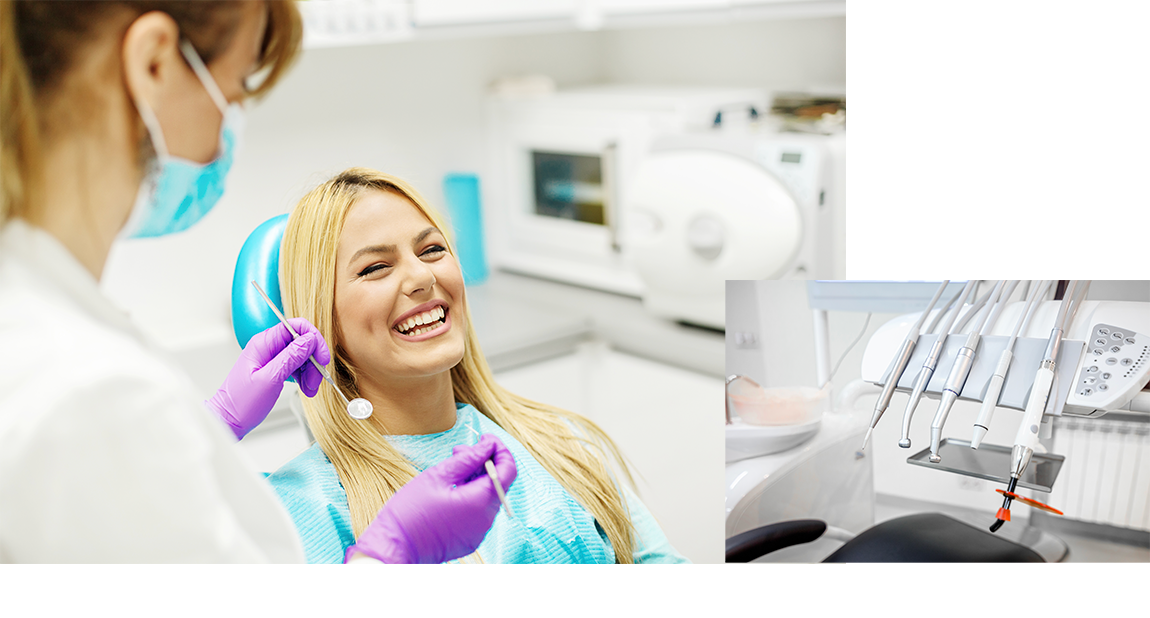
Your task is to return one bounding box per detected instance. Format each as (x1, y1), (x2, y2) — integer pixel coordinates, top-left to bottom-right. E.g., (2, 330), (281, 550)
(0, 219), (305, 563)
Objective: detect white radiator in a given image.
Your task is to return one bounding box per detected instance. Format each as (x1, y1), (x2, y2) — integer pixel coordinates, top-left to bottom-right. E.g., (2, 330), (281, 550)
(1045, 417), (1150, 532)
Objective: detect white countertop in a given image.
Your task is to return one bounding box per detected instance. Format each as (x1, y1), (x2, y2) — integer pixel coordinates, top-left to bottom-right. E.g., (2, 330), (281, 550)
(471, 270), (724, 377)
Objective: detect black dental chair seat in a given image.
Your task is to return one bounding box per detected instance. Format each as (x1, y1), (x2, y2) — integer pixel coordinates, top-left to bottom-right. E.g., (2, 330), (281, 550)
(727, 513), (1044, 563)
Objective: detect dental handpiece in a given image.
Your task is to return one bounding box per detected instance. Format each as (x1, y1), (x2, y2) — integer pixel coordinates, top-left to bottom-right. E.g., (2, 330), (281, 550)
(993, 281), (1089, 532)
(860, 280), (950, 451)
(972, 280), (1051, 449)
(466, 424), (516, 519)
(928, 281), (1008, 463)
(251, 281), (373, 420)
(1009, 281), (1089, 478)
(899, 280), (978, 449)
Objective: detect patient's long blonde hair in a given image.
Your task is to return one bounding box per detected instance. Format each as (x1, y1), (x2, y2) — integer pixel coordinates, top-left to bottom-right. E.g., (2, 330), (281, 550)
(281, 167), (636, 562)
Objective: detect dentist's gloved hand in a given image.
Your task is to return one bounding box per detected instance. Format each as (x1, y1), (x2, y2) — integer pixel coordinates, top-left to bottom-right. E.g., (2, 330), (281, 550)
(206, 318), (330, 440)
(346, 433), (518, 564)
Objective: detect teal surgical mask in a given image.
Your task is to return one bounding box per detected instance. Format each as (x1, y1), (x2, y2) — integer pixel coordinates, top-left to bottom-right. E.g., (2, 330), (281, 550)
(123, 40), (245, 239)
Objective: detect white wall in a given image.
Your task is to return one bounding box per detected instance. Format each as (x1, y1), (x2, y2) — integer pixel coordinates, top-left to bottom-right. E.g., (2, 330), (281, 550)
(100, 16), (846, 352)
(727, 279), (883, 393)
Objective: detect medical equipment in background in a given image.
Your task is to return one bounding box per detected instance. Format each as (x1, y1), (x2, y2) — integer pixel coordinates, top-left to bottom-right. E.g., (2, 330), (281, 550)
(727, 512), (1046, 563)
(725, 374), (827, 462)
(725, 405), (874, 562)
(252, 281), (373, 421)
(486, 86), (764, 296)
(927, 280), (1015, 463)
(971, 280), (1052, 448)
(992, 281), (1090, 531)
(485, 86), (844, 330)
(860, 280), (950, 452)
(624, 126), (842, 330)
(860, 283), (1150, 532)
(898, 281), (987, 449)
(726, 283), (878, 559)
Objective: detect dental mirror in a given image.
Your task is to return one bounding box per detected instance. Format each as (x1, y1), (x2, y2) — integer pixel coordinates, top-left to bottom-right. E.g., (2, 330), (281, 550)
(251, 280), (373, 420)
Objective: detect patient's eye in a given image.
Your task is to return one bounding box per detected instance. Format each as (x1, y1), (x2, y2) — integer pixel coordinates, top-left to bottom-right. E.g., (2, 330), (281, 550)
(421, 245), (447, 257)
(357, 263), (390, 277)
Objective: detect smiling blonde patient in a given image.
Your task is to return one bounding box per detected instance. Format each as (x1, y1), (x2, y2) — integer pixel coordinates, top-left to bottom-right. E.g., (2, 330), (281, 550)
(268, 167), (687, 564)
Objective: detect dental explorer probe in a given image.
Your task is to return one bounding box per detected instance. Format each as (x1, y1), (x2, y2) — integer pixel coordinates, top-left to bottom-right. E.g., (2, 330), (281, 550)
(926, 280), (1008, 463)
(898, 280), (979, 449)
(466, 424), (516, 519)
(859, 280), (951, 452)
(251, 281), (374, 420)
(991, 280), (1089, 532)
(971, 280), (1052, 449)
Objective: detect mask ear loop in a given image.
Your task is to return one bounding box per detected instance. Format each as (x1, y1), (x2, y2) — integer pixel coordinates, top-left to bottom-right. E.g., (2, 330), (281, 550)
(178, 39), (230, 114)
(133, 95), (169, 158)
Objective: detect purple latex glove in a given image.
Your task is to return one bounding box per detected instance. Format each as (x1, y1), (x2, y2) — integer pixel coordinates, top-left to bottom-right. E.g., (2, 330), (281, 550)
(206, 318), (331, 440)
(346, 433), (518, 564)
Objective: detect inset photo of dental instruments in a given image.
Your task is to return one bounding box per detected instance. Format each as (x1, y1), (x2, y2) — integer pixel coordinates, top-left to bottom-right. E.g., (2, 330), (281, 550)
(725, 280), (1150, 563)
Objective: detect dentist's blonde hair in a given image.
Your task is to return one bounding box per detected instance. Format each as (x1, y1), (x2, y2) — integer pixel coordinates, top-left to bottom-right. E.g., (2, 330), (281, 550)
(280, 167), (636, 563)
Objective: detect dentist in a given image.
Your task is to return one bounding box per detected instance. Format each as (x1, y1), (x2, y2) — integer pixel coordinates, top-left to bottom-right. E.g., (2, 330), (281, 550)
(0, 0), (514, 563)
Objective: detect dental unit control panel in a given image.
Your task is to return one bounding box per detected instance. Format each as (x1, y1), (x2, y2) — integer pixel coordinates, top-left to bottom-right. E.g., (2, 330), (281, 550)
(1072, 323), (1149, 416)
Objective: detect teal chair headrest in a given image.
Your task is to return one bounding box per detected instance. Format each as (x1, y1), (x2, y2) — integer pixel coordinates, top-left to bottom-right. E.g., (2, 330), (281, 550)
(231, 214), (289, 350)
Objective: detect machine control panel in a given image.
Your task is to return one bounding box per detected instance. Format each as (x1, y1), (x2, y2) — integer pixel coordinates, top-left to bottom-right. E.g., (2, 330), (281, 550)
(1066, 323), (1150, 416)
(755, 141), (824, 207)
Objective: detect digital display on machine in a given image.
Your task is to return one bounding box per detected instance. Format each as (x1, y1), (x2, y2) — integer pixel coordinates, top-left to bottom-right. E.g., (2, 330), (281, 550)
(531, 151), (606, 225)
(781, 152), (802, 164)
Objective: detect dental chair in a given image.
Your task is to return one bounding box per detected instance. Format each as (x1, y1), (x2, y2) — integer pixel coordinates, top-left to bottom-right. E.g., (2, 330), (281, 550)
(726, 513), (1043, 562)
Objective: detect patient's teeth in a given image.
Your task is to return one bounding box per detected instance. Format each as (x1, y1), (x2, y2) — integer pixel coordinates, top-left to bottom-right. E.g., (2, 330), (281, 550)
(395, 307), (449, 336)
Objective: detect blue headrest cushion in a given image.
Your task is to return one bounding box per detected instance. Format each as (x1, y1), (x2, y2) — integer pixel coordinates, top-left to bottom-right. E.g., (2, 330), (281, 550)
(231, 214), (289, 350)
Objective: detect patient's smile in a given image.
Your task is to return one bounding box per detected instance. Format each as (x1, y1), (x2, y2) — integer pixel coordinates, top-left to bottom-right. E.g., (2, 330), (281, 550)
(392, 301), (450, 340)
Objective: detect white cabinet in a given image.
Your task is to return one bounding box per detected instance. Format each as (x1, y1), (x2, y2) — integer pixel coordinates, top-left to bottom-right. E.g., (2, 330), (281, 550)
(413, 0), (577, 25)
(495, 342), (725, 563)
(298, 0), (844, 48)
(598, 0), (732, 14)
(298, 0), (414, 48)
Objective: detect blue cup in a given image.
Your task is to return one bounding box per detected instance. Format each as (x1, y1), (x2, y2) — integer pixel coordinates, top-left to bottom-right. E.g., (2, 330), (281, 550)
(443, 173), (489, 285)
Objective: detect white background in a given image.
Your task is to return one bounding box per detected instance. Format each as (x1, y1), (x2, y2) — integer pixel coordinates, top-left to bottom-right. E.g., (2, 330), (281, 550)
(18, 0), (1150, 613)
(848, 1), (1150, 280)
